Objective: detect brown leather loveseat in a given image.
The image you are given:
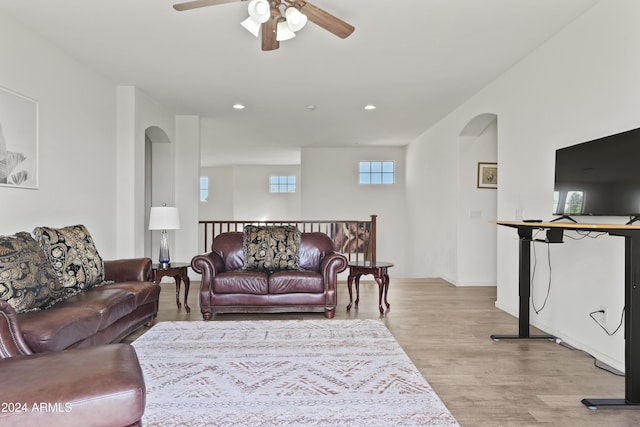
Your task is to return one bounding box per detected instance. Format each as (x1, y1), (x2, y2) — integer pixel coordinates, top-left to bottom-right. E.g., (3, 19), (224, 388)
(192, 227), (347, 319)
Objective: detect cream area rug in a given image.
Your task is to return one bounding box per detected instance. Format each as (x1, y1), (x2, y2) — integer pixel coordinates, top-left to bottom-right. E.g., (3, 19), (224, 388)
(133, 319), (459, 427)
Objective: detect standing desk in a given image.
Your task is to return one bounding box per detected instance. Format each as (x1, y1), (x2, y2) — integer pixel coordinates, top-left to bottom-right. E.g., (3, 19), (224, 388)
(495, 220), (640, 409)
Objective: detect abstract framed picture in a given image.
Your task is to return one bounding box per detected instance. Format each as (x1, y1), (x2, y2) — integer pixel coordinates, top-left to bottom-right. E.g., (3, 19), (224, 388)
(477, 162), (497, 189)
(0, 86), (38, 189)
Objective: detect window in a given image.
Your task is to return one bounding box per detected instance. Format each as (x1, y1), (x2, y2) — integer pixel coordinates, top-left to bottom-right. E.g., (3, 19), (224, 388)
(270, 175), (296, 193)
(200, 177), (209, 202)
(359, 161), (395, 185)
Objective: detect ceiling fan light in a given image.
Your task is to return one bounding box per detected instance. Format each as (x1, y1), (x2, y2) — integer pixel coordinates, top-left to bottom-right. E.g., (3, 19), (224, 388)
(247, 0), (271, 23)
(241, 16), (262, 37)
(276, 20), (296, 41)
(285, 7), (307, 32)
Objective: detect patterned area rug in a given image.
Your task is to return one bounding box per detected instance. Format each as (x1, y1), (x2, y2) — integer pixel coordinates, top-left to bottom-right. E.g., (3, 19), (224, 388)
(133, 319), (459, 426)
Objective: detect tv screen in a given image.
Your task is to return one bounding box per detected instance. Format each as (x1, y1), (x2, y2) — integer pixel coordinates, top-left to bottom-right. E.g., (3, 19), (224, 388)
(553, 127), (640, 218)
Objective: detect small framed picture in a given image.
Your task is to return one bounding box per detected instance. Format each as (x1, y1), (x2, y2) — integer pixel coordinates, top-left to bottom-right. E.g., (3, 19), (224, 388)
(477, 162), (497, 189)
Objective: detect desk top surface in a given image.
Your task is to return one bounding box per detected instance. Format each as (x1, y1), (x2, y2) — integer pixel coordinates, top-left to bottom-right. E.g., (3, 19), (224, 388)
(495, 220), (640, 230)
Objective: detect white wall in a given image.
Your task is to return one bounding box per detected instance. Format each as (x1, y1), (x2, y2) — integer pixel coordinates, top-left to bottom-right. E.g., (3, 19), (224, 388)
(301, 146), (408, 276)
(232, 165), (301, 220)
(199, 166), (233, 220)
(200, 164), (301, 221)
(117, 87), (177, 259)
(0, 11), (119, 257)
(174, 115), (201, 267)
(405, 0), (640, 371)
(0, 11), (190, 264)
(457, 119), (497, 286)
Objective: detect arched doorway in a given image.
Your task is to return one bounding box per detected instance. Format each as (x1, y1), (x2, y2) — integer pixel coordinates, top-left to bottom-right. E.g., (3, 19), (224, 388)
(144, 126), (173, 260)
(457, 113), (498, 285)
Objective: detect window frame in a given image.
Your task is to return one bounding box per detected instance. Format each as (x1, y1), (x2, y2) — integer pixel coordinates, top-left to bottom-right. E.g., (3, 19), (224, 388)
(359, 160), (395, 185)
(199, 176), (209, 202)
(269, 175), (297, 193)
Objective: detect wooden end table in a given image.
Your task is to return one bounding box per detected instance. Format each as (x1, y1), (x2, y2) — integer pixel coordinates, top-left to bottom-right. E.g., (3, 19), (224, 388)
(152, 263), (191, 313)
(346, 261), (393, 314)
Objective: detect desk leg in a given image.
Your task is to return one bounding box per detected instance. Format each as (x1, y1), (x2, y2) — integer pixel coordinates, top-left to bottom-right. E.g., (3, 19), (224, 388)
(491, 227), (554, 341)
(582, 233), (640, 408)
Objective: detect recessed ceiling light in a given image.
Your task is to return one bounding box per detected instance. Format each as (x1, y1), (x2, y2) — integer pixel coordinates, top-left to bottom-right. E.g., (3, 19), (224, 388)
(364, 104), (377, 110)
(306, 104), (316, 111)
(233, 103), (246, 110)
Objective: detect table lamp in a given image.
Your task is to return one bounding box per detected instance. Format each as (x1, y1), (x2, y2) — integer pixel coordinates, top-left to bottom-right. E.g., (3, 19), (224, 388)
(148, 204), (181, 267)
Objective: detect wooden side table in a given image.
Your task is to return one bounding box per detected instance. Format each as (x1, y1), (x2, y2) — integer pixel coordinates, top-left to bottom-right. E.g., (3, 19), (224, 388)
(346, 261), (393, 314)
(152, 263), (191, 313)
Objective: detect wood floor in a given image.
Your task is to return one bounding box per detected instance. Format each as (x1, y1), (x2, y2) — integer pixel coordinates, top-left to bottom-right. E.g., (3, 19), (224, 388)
(125, 278), (640, 426)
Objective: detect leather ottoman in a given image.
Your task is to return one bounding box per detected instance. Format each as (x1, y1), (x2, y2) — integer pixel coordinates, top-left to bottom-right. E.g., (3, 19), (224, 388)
(0, 343), (145, 427)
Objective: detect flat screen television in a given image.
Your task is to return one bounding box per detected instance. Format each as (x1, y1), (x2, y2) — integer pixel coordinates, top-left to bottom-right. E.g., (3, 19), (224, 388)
(553, 126), (640, 220)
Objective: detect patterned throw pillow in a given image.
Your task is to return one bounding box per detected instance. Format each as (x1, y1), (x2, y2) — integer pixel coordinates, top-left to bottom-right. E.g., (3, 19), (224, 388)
(0, 232), (66, 313)
(242, 225), (301, 272)
(33, 224), (105, 292)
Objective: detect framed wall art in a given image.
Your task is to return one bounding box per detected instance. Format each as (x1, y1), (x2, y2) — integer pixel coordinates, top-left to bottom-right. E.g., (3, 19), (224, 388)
(0, 86), (39, 189)
(477, 162), (497, 189)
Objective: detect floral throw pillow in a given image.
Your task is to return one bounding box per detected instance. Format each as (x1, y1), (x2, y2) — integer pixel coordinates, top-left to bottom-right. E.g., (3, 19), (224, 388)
(242, 225), (301, 272)
(0, 232), (66, 313)
(33, 224), (105, 292)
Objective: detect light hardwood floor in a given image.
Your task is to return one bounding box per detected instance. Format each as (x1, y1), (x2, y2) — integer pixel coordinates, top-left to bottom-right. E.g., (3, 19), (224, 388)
(125, 278), (640, 426)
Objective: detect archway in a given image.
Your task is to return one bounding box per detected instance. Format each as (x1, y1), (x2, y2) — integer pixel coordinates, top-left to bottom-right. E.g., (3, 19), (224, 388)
(144, 125), (173, 260)
(457, 113), (498, 285)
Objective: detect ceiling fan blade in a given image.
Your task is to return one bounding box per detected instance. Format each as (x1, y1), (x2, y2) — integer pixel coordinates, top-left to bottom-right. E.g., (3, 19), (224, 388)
(261, 16), (280, 51)
(298, 1), (355, 39)
(173, 0), (243, 12)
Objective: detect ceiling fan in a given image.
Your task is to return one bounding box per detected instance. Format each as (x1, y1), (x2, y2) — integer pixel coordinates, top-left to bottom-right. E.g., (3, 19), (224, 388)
(173, 0), (355, 51)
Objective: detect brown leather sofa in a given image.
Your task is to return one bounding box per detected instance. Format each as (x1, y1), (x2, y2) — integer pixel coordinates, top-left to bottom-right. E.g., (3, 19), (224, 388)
(192, 231), (348, 319)
(14, 258), (160, 353)
(0, 297), (146, 427)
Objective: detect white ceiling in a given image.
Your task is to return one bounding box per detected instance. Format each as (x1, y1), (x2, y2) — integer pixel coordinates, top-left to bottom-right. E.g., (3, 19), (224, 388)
(0, 0), (599, 166)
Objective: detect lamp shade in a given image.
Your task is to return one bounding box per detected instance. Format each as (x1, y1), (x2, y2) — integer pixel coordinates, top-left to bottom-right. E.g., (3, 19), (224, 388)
(247, 0), (270, 23)
(276, 20), (296, 41)
(285, 7), (307, 32)
(241, 16), (262, 37)
(149, 206), (181, 230)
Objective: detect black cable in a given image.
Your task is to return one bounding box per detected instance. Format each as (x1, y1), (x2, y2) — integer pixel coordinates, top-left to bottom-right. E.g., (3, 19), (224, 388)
(531, 233), (552, 314)
(589, 306), (625, 336)
(566, 230), (608, 240)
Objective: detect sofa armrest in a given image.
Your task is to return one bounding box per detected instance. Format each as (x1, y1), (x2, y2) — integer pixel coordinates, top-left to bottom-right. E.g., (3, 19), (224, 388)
(0, 300), (33, 358)
(320, 252), (348, 291)
(104, 258), (153, 282)
(191, 252), (225, 292)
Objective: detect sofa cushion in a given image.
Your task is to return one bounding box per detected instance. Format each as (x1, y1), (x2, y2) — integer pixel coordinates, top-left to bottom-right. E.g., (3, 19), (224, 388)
(242, 225), (301, 272)
(18, 289), (136, 352)
(269, 270), (324, 294)
(33, 224), (105, 292)
(103, 281), (161, 307)
(0, 232), (66, 313)
(213, 270), (269, 294)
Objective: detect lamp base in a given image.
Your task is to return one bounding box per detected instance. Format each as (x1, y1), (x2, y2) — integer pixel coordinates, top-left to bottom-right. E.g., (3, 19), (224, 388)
(158, 230), (170, 267)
